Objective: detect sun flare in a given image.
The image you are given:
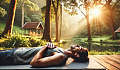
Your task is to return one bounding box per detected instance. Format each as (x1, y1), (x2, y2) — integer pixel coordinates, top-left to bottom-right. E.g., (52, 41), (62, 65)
(90, 8), (101, 16)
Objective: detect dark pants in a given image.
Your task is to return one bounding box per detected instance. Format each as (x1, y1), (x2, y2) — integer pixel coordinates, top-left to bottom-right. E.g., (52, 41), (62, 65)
(0, 48), (17, 65)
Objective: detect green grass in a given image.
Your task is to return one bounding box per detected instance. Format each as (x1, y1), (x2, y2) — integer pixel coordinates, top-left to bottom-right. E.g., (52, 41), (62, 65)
(0, 22), (6, 34)
(0, 22), (28, 35)
(89, 50), (120, 55)
(73, 36), (120, 44)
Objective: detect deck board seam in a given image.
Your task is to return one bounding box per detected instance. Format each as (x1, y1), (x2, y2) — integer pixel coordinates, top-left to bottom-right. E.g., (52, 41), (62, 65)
(93, 55), (119, 69)
(89, 55), (108, 70)
(110, 55), (120, 60)
(97, 55), (120, 69)
(104, 56), (120, 65)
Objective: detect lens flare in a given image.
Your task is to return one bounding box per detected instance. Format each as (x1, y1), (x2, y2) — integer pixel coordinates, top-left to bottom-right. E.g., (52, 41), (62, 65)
(90, 8), (101, 16)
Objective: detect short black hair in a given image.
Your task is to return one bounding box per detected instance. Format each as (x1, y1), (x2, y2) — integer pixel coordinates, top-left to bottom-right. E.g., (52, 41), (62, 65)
(73, 50), (89, 62)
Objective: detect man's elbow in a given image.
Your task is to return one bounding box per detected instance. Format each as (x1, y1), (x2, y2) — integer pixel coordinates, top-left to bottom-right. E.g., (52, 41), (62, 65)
(30, 60), (42, 67)
(30, 61), (36, 67)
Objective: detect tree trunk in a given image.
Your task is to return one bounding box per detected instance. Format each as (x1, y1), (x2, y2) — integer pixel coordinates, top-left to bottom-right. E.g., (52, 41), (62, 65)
(86, 8), (91, 40)
(60, 3), (62, 40)
(109, 10), (116, 39)
(52, 0), (60, 42)
(106, 0), (118, 39)
(1, 0), (17, 37)
(42, 0), (52, 42)
(21, 0), (24, 29)
(55, 10), (59, 42)
(107, 2), (117, 39)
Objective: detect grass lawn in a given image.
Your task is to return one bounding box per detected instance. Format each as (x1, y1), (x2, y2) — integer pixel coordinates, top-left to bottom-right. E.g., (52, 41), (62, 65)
(0, 22), (28, 35)
(89, 51), (120, 55)
(0, 22), (6, 34)
(73, 35), (120, 44)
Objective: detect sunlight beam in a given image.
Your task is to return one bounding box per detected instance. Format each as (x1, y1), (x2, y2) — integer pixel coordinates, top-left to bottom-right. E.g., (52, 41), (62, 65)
(90, 8), (101, 16)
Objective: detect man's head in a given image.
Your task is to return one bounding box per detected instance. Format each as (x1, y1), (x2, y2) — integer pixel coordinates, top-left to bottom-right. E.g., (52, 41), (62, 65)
(70, 45), (89, 62)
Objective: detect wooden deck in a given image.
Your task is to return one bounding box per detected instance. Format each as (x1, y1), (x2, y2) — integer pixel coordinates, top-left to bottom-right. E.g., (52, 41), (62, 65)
(89, 55), (120, 70)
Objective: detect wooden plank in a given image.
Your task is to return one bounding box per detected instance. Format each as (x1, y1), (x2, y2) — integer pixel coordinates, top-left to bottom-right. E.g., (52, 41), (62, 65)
(93, 55), (120, 69)
(110, 55), (120, 60)
(97, 55), (120, 69)
(103, 55), (120, 65)
(89, 55), (119, 70)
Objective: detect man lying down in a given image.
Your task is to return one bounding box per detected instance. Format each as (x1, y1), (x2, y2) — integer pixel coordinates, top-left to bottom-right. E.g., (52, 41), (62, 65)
(0, 43), (89, 67)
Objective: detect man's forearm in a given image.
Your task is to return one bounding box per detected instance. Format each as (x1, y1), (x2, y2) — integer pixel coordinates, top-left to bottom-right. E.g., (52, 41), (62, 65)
(36, 48), (45, 59)
(31, 46), (47, 62)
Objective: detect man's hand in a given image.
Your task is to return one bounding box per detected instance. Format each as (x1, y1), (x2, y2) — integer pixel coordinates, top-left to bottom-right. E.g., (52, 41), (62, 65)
(46, 42), (56, 49)
(41, 45), (48, 51)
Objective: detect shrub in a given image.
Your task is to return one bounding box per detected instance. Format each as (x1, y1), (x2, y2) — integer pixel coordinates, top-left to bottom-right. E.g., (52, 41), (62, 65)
(28, 38), (47, 47)
(0, 33), (29, 48)
(0, 33), (47, 48)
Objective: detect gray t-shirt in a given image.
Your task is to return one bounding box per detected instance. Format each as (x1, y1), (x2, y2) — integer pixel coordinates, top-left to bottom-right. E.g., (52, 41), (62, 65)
(14, 47), (67, 65)
(14, 47), (42, 64)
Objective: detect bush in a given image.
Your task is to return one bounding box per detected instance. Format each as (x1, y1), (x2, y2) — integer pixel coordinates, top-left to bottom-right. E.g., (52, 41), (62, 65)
(0, 33), (47, 48)
(28, 38), (47, 47)
(0, 33), (29, 48)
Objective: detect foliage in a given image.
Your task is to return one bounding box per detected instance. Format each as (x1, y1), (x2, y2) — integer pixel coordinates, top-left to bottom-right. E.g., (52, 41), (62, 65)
(0, 33), (47, 48)
(41, 5), (55, 22)
(24, 13), (31, 22)
(0, 33), (29, 48)
(28, 38), (47, 47)
(24, 0), (39, 13)
(14, 0), (41, 26)
(0, 0), (10, 21)
(0, 7), (7, 17)
(0, 0), (43, 27)
(0, 0), (10, 4)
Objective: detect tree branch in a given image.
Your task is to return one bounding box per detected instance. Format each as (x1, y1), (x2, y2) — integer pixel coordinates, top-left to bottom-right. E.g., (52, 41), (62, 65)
(112, 0), (120, 10)
(78, 7), (86, 17)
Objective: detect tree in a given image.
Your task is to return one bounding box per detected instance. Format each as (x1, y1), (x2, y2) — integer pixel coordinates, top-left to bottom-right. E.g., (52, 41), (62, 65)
(83, 0), (91, 40)
(63, 0), (92, 40)
(15, 0), (39, 27)
(104, 0), (120, 39)
(0, 0), (17, 37)
(42, 0), (52, 42)
(60, 1), (62, 40)
(52, 0), (60, 42)
(62, 0), (120, 40)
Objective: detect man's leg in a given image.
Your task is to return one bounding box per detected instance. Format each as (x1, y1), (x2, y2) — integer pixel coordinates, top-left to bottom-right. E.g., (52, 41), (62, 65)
(0, 48), (17, 65)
